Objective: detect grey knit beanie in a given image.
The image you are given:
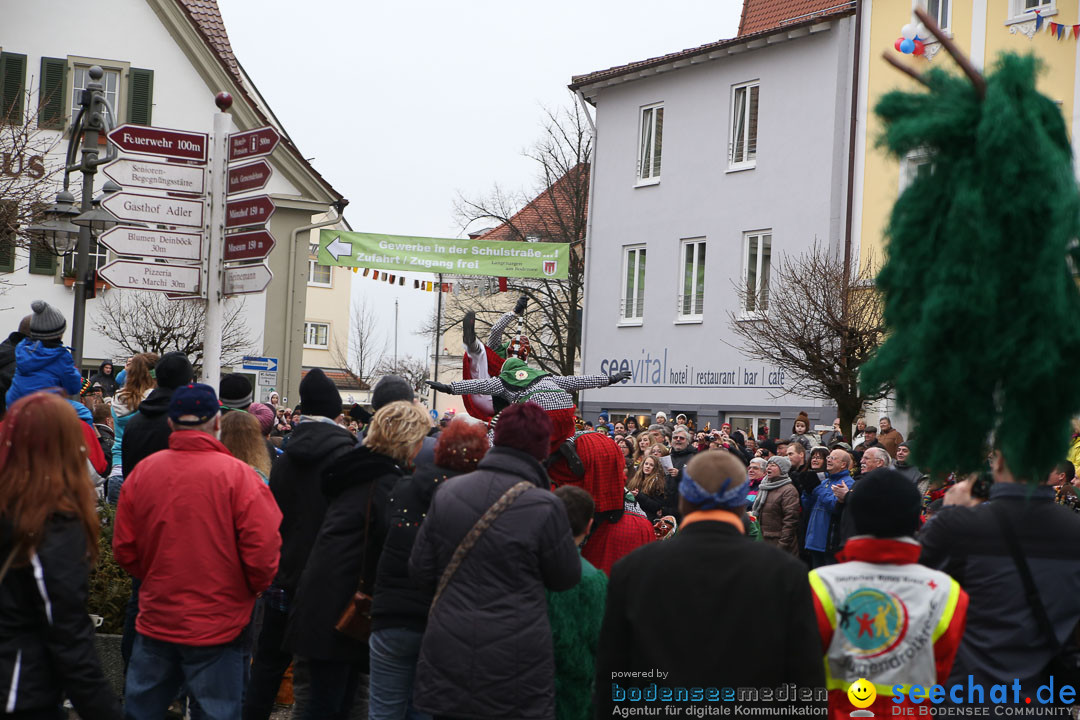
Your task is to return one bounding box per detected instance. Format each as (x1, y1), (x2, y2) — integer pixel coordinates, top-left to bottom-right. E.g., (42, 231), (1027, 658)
(29, 300), (66, 341)
(766, 455), (792, 477)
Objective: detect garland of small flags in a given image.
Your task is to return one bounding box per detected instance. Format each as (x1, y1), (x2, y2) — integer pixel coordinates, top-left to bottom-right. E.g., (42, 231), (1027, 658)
(352, 266), (509, 295)
(1033, 10), (1080, 40)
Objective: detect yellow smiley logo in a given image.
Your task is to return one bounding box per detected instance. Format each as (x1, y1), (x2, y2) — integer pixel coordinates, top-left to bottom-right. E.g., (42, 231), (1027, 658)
(847, 678), (877, 709)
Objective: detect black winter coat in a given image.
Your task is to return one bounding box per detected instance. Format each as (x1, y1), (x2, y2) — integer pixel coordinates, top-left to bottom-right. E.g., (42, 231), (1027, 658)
(269, 421), (356, 597)
(372, 463), (461, 633)
(0, 516), (122, 719)
(88, 360), (118, 398)
(595, 520), (824, 716)
(121, 387), (175, 477)
(0, 331), (23, 417)
(284, 446), (399, 666)
(409, 447), (581, 720)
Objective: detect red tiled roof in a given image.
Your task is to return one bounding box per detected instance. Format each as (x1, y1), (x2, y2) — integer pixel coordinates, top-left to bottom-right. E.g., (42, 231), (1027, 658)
(173, 0), (342, 202)
(569, 2), (854, 91)
(301, 367), (369, 391)
(478, 163), (589, 244)
(739, 0), (852, 36)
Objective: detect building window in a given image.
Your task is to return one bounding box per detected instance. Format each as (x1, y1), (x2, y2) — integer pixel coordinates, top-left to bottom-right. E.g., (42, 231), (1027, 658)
(728, 415), (780, 441)
(899, 150), (933, 192)
(923, 0), (951, 32)
(742, 231), (772, 315)
(620, 245), (646, 324)
(678, 238), (705, 321)
(308, 259), (332, 287)
(1010, 0), (1054, 20)
(729, 82), (759, 170)
(63, 237), (108, 276)
(71, 65), (120, 124)
(304, 322), (329, 349)
(637, 103), (663, 184)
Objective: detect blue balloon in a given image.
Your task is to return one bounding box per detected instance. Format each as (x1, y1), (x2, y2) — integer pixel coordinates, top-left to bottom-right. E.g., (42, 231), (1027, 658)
(900, 38), (915, 54)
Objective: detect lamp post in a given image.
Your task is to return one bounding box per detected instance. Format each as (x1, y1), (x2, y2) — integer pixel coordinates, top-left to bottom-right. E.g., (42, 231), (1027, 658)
(26, 65), (118, 367)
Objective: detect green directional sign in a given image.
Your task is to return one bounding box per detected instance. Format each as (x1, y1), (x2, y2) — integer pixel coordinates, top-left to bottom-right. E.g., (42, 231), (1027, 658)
(316, 230), (570, 280)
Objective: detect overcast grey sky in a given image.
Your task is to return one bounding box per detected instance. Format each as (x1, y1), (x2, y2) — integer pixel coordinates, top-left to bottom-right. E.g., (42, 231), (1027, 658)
(219, 0), (743, 361)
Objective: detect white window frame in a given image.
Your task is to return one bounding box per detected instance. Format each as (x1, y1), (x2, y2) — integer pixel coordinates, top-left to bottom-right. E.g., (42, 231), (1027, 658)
(620, 244), (646, 326)
(1008, 0), (1056, 23)
(740, 230), (772, 319)
(63, 237), (108, 276)
(304, 322), (330, 349)
(308, 259), (332, 287)
(636, 102), (663, 186)
(728, 415), (781, 440)
(676, 238), (706, 323)
(920, 0), (952, 33)
(66, 56), (129, 130)
(728, 81), (759, 171)
(899, 148), (933, 192)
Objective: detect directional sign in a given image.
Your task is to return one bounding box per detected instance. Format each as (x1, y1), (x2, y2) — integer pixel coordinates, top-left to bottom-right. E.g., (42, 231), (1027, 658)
(229, 126), (280, 162)
(258, 371), (277, 386)
(223, 230), (275, 262)
(99, 260), (200, 294)
(99, 226), (202, 261)
(224, 263), (273, 295)
(108, 124), (208, 163)
(102, 192), (204, 228)
(103, 158), (205, 195)
(225, 195), (275, 229)
(324, 235), (352, 261)
(227, 160), (273, 195)
(242, 356), (279, 372)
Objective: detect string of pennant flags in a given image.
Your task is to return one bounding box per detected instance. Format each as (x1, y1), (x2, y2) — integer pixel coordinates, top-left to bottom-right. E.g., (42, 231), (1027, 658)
(1034, 9), (1080, 40)
(350, 266), (510, 295)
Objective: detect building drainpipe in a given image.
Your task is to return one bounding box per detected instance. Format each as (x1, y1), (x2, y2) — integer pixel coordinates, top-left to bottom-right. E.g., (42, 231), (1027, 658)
(283, 199), (348, 405)
(575, 89), (598, 411)
(843, 0), (862, 281)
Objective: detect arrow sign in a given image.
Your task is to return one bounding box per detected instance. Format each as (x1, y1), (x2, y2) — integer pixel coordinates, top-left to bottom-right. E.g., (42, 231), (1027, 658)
(108, 124), (207, 163)
(102, 192), (204, 228)
(242, 356), (279, 372)
(223, 263), (273, 295)
(225, 195), (275, 229)
(99, 260), (200, 293)
(325, 235), (353, 260)
(224, 230), (275, 262)
(229, 126), (280, 162)
(99, 226), (202, 261)
(103, 158), (205, 195)
(227, 160), (273, 195)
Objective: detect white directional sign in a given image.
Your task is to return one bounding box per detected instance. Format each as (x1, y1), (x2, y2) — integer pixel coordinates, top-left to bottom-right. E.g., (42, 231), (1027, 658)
(102, 192), (204, 228)
(103, 158), (205, 195)
(325, 235), (352, 260)
(223, 263), (272, 295)
(242, 356), (279, 372)
(98, 227), (202, 261)
(258, 371), (277, 386)
(99, 260), (200, 294)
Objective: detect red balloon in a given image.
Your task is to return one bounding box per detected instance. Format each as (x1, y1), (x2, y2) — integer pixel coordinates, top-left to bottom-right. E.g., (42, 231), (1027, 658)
(912, 39), (925, 56)
(895, 37), (904, 52)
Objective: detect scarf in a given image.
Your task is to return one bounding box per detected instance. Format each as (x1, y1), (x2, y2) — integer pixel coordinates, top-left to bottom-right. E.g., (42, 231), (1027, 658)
(751, 475), (792, 519)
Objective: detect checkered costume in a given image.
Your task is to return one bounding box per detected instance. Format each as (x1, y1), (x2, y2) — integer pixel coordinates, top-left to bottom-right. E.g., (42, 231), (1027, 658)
(448, 373), (611, 412)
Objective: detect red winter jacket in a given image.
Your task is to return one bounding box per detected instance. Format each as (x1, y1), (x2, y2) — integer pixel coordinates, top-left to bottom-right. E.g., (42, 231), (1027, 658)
(113, 430), (282, 646)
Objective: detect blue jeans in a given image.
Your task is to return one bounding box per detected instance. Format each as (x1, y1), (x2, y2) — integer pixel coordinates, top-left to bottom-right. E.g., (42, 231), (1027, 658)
(368, 628), (430, 720)
(124, 633), (245, 720)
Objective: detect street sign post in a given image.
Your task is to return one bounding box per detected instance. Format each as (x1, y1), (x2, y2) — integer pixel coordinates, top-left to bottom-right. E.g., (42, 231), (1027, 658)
(223, 229), (275, 262)
(99, 260), (200, 293)
(225, 195), (275, 228)
(102, 191), (204, 228)
(107, 124), (208, 163)
(242, 356), (279, 373)
(103, 158), (205, 195)
(227, 160), (273, 195)
(229, 126), (280, 162)
(258, 371), (277, 386)
(223, 263), (272, 295)
(98, 226), (203, 261)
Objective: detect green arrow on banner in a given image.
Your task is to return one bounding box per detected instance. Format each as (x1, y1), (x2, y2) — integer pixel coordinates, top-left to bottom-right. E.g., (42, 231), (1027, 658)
(316, 230), (570, 280)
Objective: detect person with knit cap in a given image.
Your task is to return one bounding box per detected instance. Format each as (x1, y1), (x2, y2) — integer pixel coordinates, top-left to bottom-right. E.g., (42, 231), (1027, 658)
(809, 469), (968, 719)
(219, 373), (254, 412)
(4, 301), (82, 409)
(363, 374), (438, 465)
(409, 402), (581, 720)
(788, 411), (820, 454)
(753, 455), (801, 555)
(246, 401), (280, 465)
(596, 451), (824, 716)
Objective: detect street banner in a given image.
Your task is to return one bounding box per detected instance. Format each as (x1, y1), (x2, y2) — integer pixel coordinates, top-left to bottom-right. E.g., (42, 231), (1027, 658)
(316, 230), (570, 280)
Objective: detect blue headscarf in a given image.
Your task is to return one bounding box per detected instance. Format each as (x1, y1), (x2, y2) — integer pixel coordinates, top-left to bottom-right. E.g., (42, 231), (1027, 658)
(679, 468), (750, 511)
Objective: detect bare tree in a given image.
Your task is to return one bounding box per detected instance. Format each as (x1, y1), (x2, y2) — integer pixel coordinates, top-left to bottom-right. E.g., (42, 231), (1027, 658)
(93, 291), (255, 370)
(727, 241), (890, 435)
(331, 298), (386, 389)
(376, 355), (431, 396)
(445, 102), (591, 375)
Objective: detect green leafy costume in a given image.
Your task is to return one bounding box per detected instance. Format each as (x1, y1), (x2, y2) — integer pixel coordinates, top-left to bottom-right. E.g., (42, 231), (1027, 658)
(546, 555), (607, 720)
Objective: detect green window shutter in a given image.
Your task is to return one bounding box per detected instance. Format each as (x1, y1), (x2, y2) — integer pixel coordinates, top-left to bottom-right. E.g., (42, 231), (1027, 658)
(127, 68), (153, 126)
(0, 52), (27, 123)
(0, 202), (15, 273)
(28, 241), (56, 275)
(37, 57), (67, 129)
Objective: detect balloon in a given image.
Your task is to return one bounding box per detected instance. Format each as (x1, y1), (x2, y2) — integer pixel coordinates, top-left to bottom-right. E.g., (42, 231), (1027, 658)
(916, 23), (929, 40)
(901, 23), (917, 40)
(895, 37), (904, 52)
(913, 39), (925, 56)
(900, 38), (915, 54)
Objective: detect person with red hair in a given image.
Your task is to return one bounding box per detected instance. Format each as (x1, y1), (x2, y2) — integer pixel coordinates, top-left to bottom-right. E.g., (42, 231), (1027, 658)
(0, 392), (123, 719)
(370, 417), (490, 719)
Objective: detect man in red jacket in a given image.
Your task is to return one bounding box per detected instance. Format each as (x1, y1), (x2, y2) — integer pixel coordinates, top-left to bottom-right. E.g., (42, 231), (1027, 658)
(114, 383), (282, 720)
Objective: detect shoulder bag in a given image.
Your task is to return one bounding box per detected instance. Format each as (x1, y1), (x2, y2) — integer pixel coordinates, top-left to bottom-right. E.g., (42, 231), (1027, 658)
(334, 486), (377, 642)
(428, 480), (533, 615)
